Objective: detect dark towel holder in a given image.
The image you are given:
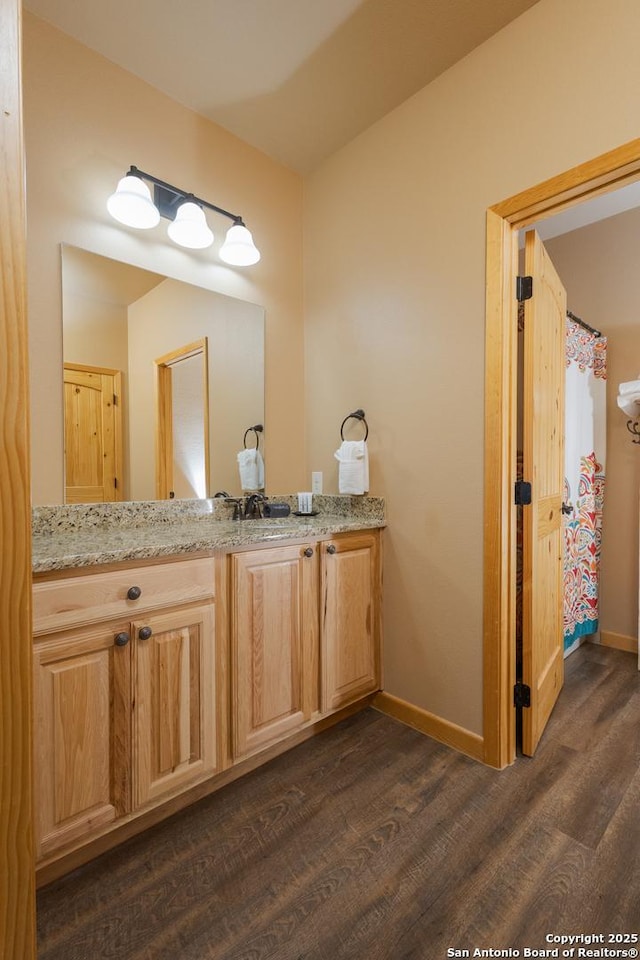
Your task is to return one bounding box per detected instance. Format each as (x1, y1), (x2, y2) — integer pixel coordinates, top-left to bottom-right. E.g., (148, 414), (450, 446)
(626, 419), (640, 444)
(243, 423), (263, 449)
(340, 409), (368, 441)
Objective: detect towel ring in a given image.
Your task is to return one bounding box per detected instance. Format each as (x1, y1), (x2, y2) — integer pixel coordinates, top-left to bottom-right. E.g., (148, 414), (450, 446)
(340, 409), (368, 442)
(243, 423), (263, 449)
(626, 419), (640, 444)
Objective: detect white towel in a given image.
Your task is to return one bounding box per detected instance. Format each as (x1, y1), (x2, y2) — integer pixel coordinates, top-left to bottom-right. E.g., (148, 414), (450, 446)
(334, 440), (369, 495)
(237, 448), (264, 491)
(617, 393), (640, 418)
(618, 378), (640, 397)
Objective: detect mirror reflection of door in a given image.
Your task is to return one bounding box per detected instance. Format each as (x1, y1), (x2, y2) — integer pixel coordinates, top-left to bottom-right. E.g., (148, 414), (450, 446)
(155, 339), (209, 500)
(63, 363), (123, 503)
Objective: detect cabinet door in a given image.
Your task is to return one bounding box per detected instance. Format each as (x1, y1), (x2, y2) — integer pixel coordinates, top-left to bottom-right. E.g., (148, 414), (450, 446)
(321, 532), (381, 712)
(133, 603), (217, 807)
(33, 624), (131, 859)
(232, 544), (319, 759)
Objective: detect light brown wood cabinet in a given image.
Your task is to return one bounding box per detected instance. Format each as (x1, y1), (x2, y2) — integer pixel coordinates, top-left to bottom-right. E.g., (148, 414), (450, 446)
(231, 530), (381, 760)
(321, 531), (381, 713)
(132, 603), (217, 807)
(32, 557), (218, 860)
(33, 621), (131, 859)
(231, 542), (319, 758)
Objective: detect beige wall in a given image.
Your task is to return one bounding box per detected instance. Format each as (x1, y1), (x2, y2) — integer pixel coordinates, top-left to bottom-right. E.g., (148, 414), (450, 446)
(304, 0), (640, 734)
(62, 291), (128, 373)
(546, 207), (640, 643)
(23, 12), (305, 504)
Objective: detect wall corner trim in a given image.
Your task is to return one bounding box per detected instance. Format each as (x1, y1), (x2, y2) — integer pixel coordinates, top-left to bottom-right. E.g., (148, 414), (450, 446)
(372, 692), (484, 763)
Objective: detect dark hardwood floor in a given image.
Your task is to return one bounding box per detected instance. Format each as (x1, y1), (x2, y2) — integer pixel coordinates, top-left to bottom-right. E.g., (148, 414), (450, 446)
(37, 643), (640, 959)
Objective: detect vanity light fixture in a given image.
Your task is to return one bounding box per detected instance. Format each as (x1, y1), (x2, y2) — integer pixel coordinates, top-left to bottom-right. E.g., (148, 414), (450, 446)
(107, 166), (261, 265)
(107, 174), (160, 229)
(167, 200), (214, 250)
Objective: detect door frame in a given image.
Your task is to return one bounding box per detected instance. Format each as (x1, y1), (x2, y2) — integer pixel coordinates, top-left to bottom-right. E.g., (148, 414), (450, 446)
(483, 136), (640, 769)
(155, 338), (210, 500)
(0, 0), (37, 954)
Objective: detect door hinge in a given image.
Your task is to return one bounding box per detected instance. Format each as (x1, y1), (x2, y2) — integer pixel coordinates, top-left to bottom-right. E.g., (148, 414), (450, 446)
(114, 477), (118, 489)
(113, 394), (118, 406)
(516, 275), (533, 302)
(514, 682), (531, 709)
(514, 480), (532, 505)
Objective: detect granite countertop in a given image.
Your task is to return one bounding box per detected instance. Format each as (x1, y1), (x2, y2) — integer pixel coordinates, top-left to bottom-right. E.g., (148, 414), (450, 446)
(32, 496), (385, 574)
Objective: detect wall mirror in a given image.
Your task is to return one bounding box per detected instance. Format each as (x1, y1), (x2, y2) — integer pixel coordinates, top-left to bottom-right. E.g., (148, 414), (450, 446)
(61, 245), (265, 502)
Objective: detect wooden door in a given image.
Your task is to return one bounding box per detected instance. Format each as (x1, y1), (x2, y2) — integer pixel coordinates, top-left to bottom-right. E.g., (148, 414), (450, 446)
(32, 624), (131, 859)
(321, 532), (381, 713)
(133, 603), (217, 806)
(231, 544), (319, 759)
(521, 230), (566, 756)
(63, 363), (123, 503)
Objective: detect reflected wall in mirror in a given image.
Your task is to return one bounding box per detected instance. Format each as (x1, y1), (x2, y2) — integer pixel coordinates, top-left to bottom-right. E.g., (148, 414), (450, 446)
(62, 245), (265, 502)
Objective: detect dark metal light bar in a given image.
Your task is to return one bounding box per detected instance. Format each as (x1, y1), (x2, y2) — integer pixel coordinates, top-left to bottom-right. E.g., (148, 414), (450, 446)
(128, 166), (245, 226)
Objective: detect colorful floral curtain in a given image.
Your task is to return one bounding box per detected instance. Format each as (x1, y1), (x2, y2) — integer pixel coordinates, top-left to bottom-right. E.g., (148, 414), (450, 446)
(562, 319), (607, 655)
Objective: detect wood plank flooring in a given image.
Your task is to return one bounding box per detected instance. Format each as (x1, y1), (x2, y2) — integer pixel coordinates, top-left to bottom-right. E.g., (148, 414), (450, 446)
(36, 643), (640, 959)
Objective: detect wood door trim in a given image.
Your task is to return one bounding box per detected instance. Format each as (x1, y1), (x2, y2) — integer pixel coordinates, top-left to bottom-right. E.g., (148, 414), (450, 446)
(491, 137), (640, 226)
(156, 361), (173, 499)
(63, 361), (120, 376)
(0, 0), (37, 954)
(483, 137), (640, 769)
(155, 338), (209, 500)
(154, 338), (207, 368)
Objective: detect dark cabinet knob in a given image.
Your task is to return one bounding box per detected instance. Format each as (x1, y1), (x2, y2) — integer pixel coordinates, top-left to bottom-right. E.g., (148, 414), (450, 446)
(138, 626), (153, 641)
(127, 585), (142, 600)
(303, 547), (314, 558)
(326, 544), (337, 555)
(114, 631), (130, 647)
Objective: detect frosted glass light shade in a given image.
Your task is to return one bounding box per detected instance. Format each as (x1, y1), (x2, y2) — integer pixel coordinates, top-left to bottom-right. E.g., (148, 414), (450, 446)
(219, 224), (261, 266)
(167, 202), (214, 249)
(107, 175), (160, 229)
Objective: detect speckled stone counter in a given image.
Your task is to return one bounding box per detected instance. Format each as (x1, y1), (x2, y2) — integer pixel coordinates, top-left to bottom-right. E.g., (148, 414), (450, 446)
(32, 495), (385, 574)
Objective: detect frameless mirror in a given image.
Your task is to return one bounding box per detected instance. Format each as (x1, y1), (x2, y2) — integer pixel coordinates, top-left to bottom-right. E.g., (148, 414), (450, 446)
(61, 245), (265, 502)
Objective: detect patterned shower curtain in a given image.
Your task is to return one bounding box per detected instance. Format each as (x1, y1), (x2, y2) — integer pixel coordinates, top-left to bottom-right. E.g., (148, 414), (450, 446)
(562, 318), (607, 655)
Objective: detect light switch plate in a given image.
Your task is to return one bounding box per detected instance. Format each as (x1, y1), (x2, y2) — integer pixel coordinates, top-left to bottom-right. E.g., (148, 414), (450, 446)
(312, 471), (323, 494)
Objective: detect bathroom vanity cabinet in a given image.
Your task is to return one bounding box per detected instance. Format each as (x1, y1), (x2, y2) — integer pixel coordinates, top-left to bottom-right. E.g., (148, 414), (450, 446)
(231, 531), (381, 759)
(32, 527), (382, 877)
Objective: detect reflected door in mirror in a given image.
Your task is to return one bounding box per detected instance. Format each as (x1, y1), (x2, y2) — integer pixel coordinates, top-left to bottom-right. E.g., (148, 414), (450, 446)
(155, 339), (209, 500)
(63, 363), (123, 503)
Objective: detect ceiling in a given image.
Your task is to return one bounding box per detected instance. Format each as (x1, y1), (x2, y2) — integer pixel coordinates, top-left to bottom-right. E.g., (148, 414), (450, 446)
(24, 0), (542, 173)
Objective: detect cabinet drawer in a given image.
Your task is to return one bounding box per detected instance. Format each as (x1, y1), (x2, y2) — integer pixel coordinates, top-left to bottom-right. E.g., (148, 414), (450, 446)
(33, 557), (216, 636)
